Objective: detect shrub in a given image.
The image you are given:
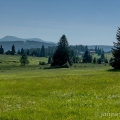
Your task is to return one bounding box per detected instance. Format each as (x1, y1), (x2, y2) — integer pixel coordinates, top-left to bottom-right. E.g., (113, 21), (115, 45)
(43, 66), (52, 69)
(39, 61), (46, 65)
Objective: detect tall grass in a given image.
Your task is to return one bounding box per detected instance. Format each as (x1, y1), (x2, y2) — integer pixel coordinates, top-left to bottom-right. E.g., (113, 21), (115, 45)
(0, 62), (120, 119)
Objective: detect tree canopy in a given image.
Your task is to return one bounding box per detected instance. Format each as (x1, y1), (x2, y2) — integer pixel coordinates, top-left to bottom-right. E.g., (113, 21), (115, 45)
(51, 35), (72, 67)
(110, 27), (120, 69)
(11, 44), (16, 55)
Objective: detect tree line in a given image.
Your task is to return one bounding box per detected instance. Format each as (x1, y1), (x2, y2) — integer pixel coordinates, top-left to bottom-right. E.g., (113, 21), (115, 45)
(0, 43), (104, 58)
(0, 27), (120, 69)
(0, 37), (108, 66)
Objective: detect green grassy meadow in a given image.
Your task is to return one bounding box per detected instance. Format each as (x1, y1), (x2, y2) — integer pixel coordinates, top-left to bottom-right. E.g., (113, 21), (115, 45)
(0, 54), (120, 120)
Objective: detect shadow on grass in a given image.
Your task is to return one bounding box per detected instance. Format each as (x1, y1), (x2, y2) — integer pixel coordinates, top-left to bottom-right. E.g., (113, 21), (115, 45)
(107, 69), (120, 72)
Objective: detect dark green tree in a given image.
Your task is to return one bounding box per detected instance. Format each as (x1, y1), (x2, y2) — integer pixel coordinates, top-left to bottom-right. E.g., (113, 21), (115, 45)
(0, 45), (4, 54)
(83, 50), (92, 63)
(5, 50), (11, 55)
(97, 58), (101, 64)
(21, 48), (24, 55)
(17, 49), (21, 55)
(11, 44), (16, 55)
(40, 45), (45, 57)
(20, 53), (29, 66)
(93, 57), (96, 64)
(110, 27), (120, 69)
(51, 35), (72, 67)
(48, 56), (52, 64)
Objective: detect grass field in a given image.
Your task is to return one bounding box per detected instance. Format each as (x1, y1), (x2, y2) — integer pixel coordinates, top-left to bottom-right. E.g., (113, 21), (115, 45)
(0, 54), (120, 120)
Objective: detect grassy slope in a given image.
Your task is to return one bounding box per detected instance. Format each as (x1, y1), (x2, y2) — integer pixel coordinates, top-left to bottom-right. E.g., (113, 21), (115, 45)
(0, 55), (120, 120)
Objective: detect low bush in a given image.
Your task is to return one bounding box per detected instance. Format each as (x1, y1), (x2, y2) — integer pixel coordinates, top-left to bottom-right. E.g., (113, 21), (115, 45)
(39, 61), (46, 65)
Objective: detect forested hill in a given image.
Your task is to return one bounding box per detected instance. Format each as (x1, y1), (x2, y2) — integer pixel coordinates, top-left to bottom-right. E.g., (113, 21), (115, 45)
(0, 36), (113, 52)
(0, 36), (56, 51)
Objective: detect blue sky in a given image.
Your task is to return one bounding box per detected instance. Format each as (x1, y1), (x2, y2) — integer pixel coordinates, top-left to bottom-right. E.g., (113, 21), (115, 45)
(0, 0), (120, 45)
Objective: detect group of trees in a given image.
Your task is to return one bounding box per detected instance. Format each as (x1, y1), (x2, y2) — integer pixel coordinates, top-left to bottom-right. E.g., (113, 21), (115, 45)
(18, 27), (120, 68)
(82, 50), (108, 64)
(50, 35), (108, 67)
(1, 27), (120, 69)
(17, 45), (55, 57)
(5, 44), (16, 55)
(0, 45), (4, 54)
(94, 46), (104, 56)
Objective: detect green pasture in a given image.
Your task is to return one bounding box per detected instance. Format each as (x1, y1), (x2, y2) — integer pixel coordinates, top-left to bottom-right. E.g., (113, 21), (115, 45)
(0, 54), (120, 120)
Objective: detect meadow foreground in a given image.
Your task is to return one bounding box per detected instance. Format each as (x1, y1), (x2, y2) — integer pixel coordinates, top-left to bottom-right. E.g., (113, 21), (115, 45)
(0, 60), (120, 120)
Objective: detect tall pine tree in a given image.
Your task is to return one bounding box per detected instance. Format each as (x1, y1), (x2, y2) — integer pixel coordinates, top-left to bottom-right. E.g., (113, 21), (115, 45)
(51, 35), (72, 67)
(82, 50), (92, 63)
(40, 45), (45, 57)
(11, 44), (16, 55)
(0, 45), (4, 54)
(110, 27), (120, 69)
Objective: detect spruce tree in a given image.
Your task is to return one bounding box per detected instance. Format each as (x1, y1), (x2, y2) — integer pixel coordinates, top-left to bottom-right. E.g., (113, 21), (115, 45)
(21, 48), (24, 55)
(51, 35), (72, 67)
(0, 45), (4, 54)
(40, 45), (45, 57)
(48, 56), (52, 64)
(11, 44), (15, 55)
(83, 50), (92, 63)
(110, 27), (120, 69)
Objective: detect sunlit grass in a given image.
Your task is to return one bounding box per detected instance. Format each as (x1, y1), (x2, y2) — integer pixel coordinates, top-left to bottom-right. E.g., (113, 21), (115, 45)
(0, 54), (120, 119)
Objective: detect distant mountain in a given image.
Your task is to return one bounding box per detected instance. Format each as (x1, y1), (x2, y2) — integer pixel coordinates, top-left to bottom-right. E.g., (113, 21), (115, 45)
(0, 36), (56, 52)
(88, 45), (113, 52)
(0, 36), (55, 43)
(0, 36), (114, 52)
(0, 36), (25, 42)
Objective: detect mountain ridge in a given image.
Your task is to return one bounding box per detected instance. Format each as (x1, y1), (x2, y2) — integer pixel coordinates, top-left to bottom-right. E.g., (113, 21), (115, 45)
(0, 36), (56, 52)
(0, 36), (55, 44)
(0, 36), (113, 52)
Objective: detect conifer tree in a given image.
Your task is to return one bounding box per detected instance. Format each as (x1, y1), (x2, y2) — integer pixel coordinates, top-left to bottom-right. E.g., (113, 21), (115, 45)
(48, 56), (52, 64)
(21, 48), (24, 55)
(83, 50), (92, 63)
(40, 45), (45, 57)
(11, 44), (16, 55)
(0, 45), (4, 54)
(51, 35), (72, 67)
(110, 27), (120, 69)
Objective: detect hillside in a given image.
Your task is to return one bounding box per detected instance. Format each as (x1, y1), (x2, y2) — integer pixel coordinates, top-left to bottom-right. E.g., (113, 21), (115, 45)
(0, 36), (56, 51)
(0, 36), (114, 52)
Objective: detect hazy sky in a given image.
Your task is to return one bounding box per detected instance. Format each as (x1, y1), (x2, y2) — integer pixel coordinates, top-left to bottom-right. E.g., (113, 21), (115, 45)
(0, 0), (120, 45)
